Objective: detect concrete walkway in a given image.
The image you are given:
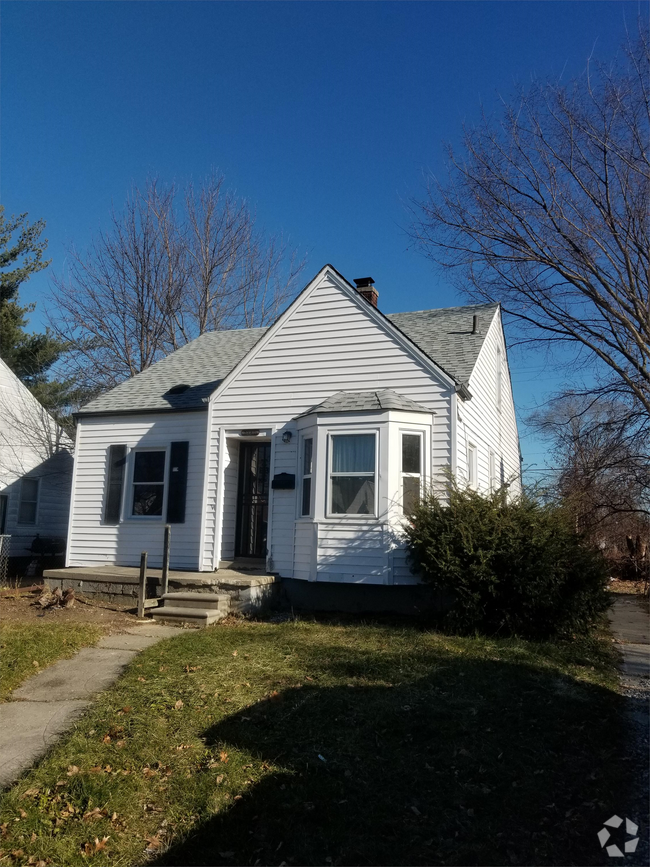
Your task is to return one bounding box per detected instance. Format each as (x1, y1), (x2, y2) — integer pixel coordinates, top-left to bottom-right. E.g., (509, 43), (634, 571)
(0, 622), (180, 789)
(608, 594), (650, 691)
(608, 594), (649, 867)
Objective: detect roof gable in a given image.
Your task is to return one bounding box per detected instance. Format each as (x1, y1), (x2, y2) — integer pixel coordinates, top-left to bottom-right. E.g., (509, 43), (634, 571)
(75, 264), (500, 416)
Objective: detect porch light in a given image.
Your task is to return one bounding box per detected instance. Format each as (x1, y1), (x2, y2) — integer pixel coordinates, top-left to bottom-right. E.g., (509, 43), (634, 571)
(282, 431), (293, 444)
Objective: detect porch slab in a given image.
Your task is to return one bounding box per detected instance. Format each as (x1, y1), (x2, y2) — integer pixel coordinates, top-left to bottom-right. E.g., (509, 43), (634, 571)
(42, 566), (281, 611)
(43, 565), (210, 586)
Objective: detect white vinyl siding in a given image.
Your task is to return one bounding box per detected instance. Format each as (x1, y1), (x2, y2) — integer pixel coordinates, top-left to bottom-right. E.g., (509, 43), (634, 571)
(455, 311), (521, 495)
(204, 271), (453, 577)
(67, 412), (208, 570)
(0, 358), (73, 556)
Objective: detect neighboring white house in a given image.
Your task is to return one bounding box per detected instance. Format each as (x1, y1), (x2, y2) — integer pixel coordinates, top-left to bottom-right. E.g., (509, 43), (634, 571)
(65, 265), (521, 589)
(0, 358), (74, 559)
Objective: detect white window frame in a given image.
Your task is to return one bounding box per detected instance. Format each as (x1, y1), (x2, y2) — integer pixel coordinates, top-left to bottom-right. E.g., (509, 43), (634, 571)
(17, 477), (39, 526)
(467, 442), (478, 489)
(326, 429), (378, 518)
(489, 449), (496, 492)
(300, 436), (313, 518)
(128, 446), (169, 520)
(400, 430), (423, 515)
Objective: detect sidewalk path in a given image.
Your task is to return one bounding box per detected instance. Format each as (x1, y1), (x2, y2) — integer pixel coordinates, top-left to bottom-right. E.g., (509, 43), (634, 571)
(0, 622), (180, 789)
(608, 594), (650, 695)
(608, 594), (649, 866)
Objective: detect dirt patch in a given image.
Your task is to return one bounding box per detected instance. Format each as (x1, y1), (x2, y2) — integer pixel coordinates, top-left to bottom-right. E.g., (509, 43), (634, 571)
(0, 586), (141, 632)
(609, 577), (648, 597)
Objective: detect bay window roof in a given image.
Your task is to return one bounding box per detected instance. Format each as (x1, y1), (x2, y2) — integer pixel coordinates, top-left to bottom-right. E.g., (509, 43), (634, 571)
(296, 389), (431, 418)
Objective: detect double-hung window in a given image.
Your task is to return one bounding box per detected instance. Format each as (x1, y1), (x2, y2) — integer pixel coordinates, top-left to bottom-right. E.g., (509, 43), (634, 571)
(18, 478), (39, 525)
(131, 450), (166, 517)
(301, 438), (313, 517)
(401, 433), (422, 515)
(329, 433), (376, 515)
(467, 443), (478, 489)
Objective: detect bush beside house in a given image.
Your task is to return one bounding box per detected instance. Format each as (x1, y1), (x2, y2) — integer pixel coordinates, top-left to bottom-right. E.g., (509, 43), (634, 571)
(404, 483), (610, 638)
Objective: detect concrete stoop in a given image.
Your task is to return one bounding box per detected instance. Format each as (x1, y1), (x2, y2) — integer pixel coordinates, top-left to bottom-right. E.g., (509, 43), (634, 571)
(151, 591), (230, 627)
(43, 564), (281, 625)
(152, 572), (280, 628)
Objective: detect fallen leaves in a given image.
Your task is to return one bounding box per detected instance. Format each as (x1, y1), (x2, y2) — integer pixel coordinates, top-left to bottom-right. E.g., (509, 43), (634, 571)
(66, 765), (80, 776)
(219, 751), (229, 764)
(81, 836), (110, 856)
(174, 698), (184, 709)
(145, 835), (162, 853)
(83, 807), (108, 822)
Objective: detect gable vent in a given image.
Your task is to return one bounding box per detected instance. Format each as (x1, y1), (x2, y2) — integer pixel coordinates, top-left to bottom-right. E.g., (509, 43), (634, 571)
(354, 277), (379, 308)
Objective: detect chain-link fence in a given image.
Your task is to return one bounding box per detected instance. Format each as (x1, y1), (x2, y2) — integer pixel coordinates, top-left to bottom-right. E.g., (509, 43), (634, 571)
(0, 535), (10, 583)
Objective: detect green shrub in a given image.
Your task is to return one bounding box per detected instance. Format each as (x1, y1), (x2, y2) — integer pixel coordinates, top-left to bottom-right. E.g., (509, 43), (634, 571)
(403, 483), (609, 638)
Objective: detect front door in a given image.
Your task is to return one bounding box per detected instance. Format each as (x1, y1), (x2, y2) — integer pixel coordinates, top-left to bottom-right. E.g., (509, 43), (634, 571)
(235, 441), (271, 558)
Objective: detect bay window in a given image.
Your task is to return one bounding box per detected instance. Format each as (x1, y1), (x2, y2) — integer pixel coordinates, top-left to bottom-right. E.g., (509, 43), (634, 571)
(401, 432), (422, 515)
(301, 437), (313, 516)
(329, 433), (376, 515)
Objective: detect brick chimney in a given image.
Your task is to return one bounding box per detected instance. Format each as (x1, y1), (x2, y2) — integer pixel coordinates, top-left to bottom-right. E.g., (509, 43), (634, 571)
(354, 277), (379, 308)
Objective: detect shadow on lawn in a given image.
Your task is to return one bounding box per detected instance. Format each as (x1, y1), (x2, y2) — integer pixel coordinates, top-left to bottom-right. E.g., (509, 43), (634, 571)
(151, 650), (636, 867)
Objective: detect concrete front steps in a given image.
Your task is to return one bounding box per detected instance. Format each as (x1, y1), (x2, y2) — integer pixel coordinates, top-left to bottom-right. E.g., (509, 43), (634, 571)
(151, 591), (231, 628)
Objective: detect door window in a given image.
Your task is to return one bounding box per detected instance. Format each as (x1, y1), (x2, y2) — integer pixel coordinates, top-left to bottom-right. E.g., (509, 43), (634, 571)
(236, 442), (271, 557)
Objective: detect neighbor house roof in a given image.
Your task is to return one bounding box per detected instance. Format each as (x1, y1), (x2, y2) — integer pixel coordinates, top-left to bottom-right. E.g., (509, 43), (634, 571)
(296, 389), (431, 418)
(77, 297), (499, 416)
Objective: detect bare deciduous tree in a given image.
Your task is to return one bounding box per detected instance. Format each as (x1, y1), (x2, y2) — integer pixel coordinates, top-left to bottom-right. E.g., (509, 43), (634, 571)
(532, 393), (649, 526)
(50, 173), (305, 396)
(411, 27), (650, 419)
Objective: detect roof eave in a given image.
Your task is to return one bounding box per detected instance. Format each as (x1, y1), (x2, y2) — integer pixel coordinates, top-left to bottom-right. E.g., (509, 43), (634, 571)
(74, 404), (209, 420)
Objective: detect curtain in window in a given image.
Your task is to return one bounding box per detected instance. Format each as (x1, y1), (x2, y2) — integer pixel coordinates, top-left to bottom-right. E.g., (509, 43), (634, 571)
(332, 435), (375, 473)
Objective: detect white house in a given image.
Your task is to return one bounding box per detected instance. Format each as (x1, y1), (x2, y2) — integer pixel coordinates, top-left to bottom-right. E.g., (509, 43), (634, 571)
(0, 358), (73, 562)
(64, 265), (521, 599)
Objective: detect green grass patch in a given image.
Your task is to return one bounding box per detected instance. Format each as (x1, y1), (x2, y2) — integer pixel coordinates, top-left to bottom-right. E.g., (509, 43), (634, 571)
(0, 618), (628, 866)
(0, 623), (103, 701)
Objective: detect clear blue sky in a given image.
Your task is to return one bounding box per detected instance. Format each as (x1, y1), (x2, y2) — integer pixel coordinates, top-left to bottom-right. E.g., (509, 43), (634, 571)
(1, 1), (641, 476)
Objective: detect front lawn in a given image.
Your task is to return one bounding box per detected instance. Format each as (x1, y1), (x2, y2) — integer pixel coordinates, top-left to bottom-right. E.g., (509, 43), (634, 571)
(0, 617), (629, 866)
(0, 622), (103, 701)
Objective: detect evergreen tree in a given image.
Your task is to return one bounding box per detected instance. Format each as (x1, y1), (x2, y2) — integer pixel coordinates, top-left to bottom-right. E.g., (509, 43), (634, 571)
(0, 206), (72, 414)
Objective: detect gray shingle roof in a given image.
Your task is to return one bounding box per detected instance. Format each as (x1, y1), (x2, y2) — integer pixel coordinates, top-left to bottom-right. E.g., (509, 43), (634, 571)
(77, 300), (499, 416)
(387, 303), (499, 385)
(78, 327), (266, 414)
(296, 389), (431, 418)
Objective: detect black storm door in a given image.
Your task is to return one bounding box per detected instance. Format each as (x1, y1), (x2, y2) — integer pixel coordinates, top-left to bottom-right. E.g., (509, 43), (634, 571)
(235, 441), (271, 558)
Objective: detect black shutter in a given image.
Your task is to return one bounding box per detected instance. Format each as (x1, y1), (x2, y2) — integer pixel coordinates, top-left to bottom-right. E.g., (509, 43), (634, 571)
(166, 441), (189, 523)
(104, 444), (127, 524)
